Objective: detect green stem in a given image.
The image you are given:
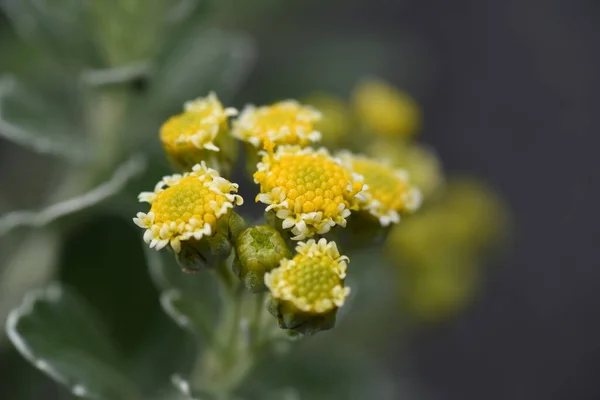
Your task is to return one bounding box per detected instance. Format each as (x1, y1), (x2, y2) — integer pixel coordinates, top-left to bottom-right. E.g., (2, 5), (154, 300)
(191, 262), (250, 397)
(214, 260), (237, 295)
(251, 292), (266, 347)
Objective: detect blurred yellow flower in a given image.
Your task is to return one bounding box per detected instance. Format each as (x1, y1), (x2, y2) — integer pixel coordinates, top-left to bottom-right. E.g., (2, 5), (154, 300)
(133, 162), (243, 253)
(160, 92), (238, 172)
(386, 177), (509, 322)
(367, 141), (444, 200)
(253, 146), (366, 239)
(403, 256), (479, 323)
(352, 78), (421, 139)
(339, 152), (422, 226)
(303, 93), (351, 148)
(265, 238), (350, 314)
(232, 100), (322, 150)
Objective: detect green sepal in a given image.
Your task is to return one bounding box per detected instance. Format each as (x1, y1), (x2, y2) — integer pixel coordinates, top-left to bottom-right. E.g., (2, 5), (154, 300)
(176, 233), (232, 272)
(266, 294), (338, 336)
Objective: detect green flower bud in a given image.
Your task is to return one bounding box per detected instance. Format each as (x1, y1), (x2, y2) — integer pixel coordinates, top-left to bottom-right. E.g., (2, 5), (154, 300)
(233, 225), (291, 293)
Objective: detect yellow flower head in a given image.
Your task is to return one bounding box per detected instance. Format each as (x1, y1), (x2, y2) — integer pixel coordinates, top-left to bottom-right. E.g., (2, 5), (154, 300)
(265, 238), (350, 314)
(133, 162), (243, 253)
(339, 152), (422, 226)
(352, 78), (421, 139)
(367, 141), (444, 199)
(160, 92), (238, 170)
(253, 146), (366, 240)
(232, 100), (322, 149)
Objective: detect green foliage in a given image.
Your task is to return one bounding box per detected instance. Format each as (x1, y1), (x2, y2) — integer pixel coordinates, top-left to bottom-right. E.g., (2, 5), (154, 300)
(5, 283), (140, 399)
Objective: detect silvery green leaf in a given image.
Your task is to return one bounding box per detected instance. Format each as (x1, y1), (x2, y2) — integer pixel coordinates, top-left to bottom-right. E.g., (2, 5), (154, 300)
(0, 230), (60, 345)
(160, 290), (214, 340)
(0, 76), (87, 162)
(0, 0), (95, 67)
(0, 154), (146, 236)
(144, 248), (218, 341)
(5, 283), (141, 400)
(150, 29), (256, 107)
(145, 246), (216, 301)
(81, 61), (154, 87)
(89, 0), (171, 66)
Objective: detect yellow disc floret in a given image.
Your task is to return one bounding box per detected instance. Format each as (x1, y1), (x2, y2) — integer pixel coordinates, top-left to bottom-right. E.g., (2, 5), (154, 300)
(265, 238), (350, 314)
(159, 93), (238, 169)
(340, 152), (422, 226)
(232, 100), (322, 149)
(254, 146), (366, 239)
(133, 162), (243, 253)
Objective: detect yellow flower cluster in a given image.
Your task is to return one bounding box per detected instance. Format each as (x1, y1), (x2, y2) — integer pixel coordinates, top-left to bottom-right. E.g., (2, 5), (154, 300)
(253, 146), (366, 239)
(134, 162), (243, 253)
(265, 239), (350, 314)
(134, 88), (435, 336)
(232, 100), (322, 149)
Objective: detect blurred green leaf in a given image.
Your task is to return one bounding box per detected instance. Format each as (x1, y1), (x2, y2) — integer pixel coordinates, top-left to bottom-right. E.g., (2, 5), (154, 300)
(0, 75), (87, 163)
(245, 341), (400, 400)
(0, 154), (146, 236)
(1, 0), (99, 69)
(171, 375), (245, 400)
(57, 213), (199, 397)
(89, 0), (169, 67)
(161, 290), (214, 340)
(145, 247), (218, 304)
(149, 28), (256, 109)
(145, 248), (219, 339)
(0, 230), (60, 346)
(5, 283), (140, 399)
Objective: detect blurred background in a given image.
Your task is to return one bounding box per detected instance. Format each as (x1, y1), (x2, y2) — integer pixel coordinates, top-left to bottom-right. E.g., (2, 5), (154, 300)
(1, 0), (599, 399)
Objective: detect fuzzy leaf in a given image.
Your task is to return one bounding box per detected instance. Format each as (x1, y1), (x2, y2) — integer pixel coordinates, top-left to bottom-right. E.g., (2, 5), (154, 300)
(145, 249), (218, 340)
(0, 76), (87, 162)
(5, 283), (140, 399)
(0, 154), (146, 236)
(150, 28), (256, 108)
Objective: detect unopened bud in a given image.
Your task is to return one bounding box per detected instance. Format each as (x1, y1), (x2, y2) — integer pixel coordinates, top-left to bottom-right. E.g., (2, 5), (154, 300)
(233, 225), (291, 292)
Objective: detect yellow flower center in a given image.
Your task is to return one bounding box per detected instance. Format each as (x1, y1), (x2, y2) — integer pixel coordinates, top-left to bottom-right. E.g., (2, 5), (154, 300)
(254, 148), (364, 239)
(160, 110), (219, 151)
(265, 239), (349, 313)
(159, 93), (237, 158)
(134, 162), (243, 252)
(150, 176), (221, 229)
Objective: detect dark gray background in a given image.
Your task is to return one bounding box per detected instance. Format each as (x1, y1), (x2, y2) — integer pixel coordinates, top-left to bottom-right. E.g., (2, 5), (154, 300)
(390, 1), (600, 399)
